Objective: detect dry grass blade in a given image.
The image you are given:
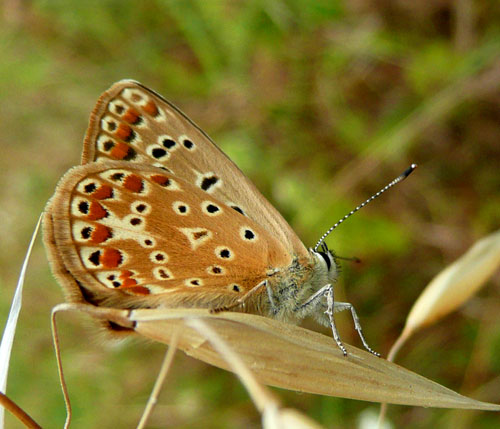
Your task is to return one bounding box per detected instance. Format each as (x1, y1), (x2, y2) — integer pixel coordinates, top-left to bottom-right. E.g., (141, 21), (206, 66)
(393, 229), (500, 356)
(0, 215), (42, 427)
(126, 308), (500, 410)
(0, 392), (41, 429)
(380, 231), (500, 427)
(136, 332), (179, 429)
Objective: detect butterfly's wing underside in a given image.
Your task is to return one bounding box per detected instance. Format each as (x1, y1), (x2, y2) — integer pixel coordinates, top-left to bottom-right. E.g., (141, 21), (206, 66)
(46, 161), (296, 310)
(44, 81), (310, 314)
(82, 80), (307, 258)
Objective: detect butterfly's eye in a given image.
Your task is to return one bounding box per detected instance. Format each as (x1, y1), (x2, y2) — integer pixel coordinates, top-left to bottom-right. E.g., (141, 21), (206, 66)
(318, 251), (332, 271)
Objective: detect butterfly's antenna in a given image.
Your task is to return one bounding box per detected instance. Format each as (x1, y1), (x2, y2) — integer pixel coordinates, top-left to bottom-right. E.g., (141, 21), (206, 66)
(313, 164), (417, 252)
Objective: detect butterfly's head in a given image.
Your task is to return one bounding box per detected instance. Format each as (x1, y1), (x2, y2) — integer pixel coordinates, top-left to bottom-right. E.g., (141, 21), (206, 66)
(309, 243), (339, 285)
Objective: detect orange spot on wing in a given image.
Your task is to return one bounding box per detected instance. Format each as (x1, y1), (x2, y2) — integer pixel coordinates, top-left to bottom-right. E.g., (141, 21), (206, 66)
(90, 224), (112, 244)
(128, 286), (150, 295)
(151, 174), (170, 186)
(121, 278), (138, 288)
(100, 248), (122, 268)
(110, 141), (132, 160)
(123, 174), (144, 192)
(118, 270), (137, 288)
(115, 123), (133, 141)
(120, 270), (134, 278)
(93, 184), (113, 199)
(87, 202), (107, 220)
(143, 101), (159, 116)
(123, 108), (141, 124)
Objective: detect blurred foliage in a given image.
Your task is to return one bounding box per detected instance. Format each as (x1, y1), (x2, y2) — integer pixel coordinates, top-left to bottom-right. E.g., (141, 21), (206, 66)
(0, 0), (499, 428)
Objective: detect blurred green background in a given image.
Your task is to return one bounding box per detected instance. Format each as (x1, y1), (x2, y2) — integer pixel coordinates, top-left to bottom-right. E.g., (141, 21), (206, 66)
(1, 0), (499, 427)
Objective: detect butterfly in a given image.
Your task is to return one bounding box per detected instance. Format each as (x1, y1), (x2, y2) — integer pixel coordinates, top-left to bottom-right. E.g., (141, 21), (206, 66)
(44, 80), (414, 357)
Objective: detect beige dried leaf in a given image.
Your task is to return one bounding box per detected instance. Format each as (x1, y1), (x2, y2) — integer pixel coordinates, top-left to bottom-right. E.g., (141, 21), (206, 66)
(124, 307), (500, 410)
(54, 303), (500, 412)
(401, 229), (500, 341)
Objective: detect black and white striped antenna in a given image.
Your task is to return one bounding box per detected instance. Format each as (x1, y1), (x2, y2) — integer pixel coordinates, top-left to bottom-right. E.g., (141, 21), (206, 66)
(313, 164), (417, 252)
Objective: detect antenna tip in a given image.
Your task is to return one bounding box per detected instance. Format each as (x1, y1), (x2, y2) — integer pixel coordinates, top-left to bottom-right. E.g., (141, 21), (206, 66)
(401, 163), (418, 179)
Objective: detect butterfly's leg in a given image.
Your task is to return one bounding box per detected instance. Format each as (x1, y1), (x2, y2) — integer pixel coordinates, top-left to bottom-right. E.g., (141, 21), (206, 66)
(324, 286), (348, 356)
(294, 284), (330, 317)
(334, 301), (380, 357)
(295, 284), (347, 356)
(211, 280), (267, 313)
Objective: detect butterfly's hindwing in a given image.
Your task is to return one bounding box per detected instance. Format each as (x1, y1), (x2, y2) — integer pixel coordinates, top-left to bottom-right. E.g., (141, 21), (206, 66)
(48, 161), (293, 309)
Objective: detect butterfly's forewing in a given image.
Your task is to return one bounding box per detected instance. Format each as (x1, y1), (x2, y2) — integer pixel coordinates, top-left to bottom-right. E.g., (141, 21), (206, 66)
(81, 80), (308, 260)
(46, 161), (294, 310)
